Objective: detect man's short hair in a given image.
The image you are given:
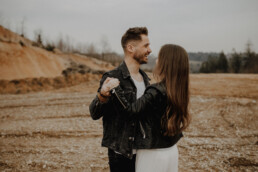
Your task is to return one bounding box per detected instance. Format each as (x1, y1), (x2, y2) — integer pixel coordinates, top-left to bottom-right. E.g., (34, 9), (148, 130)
(121, 27), (148, 50)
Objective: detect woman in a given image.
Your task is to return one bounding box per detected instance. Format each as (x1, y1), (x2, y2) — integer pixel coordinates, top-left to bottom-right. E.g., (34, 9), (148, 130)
(104, 44), (191, 172)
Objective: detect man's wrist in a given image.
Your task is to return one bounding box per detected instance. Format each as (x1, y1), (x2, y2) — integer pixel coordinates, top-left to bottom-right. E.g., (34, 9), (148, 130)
(97, 92), (109, 103)
(99, 91), (109, 98)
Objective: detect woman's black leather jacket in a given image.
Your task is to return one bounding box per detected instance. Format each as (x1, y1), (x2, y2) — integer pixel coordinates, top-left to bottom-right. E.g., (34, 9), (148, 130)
(112, 82), (183, 149)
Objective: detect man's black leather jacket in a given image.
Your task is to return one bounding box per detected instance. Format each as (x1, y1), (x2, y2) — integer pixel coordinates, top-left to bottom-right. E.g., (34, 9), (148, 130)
(89, 61), (150, 159)
(112, 82), (183, 149)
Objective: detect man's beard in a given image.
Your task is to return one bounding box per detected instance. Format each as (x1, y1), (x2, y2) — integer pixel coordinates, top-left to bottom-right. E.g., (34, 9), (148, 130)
(133, 52), (148, 64)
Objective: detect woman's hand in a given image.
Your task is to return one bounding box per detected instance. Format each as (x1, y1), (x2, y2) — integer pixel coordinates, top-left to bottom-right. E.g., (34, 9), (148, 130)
(100, 77), (120, 97)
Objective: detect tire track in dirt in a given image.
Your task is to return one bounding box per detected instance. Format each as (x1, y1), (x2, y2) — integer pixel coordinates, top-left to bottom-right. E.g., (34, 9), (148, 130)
(34, 114), (90, 120)
(0, 102), (87, 109)
(0, 113), (91, 121)
(0, 130), (101, 138)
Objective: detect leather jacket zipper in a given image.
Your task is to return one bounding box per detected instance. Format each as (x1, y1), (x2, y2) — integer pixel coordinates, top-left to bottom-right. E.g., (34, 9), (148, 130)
(139, 121), (146, 139)
(112, 89), (126, 109)
(112, 89), (146, 139)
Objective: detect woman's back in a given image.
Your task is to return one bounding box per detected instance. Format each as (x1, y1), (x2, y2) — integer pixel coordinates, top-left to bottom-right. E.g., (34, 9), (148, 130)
(113, 83), (183, 149)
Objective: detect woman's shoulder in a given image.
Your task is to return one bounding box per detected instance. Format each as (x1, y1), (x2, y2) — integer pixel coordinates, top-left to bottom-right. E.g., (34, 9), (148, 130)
(146, 82), (166, 96)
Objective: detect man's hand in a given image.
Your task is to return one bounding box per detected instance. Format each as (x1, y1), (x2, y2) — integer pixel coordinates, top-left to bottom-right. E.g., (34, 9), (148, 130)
(100, 77), (120, 97)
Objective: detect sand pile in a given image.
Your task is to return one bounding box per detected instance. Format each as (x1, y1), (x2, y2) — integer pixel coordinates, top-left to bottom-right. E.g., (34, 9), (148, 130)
(0, 25), (33, 46)
(0, 25), (115, 94)
(0, 41), (67, 80)
(0, 25), (114, 81)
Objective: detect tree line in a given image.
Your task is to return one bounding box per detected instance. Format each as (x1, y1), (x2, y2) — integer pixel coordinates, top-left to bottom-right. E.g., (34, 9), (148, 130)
(199, 43), (258, 73)
(31, 29), (123, 66)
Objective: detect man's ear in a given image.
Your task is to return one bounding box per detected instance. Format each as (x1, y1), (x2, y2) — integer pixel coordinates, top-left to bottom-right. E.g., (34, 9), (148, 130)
(127, 43), (135, 53)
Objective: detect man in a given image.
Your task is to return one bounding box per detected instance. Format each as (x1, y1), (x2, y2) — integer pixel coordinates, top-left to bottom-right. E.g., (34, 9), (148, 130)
(89, 27), (152, 172)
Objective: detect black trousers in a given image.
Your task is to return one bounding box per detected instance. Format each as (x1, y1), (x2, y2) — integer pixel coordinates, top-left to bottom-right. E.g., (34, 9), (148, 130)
(108, 149), (136, 172)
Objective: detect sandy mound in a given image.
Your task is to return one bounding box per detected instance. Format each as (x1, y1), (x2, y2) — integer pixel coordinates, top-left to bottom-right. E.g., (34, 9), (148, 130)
(0, 42), (67, 80)
(0, 25), (33, 46)
(0, 25), (114, 80)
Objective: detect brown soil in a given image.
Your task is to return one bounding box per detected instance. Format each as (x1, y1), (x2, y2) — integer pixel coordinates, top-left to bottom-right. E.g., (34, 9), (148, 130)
(190, 74), (258, 99)
(0, 74), (257, 171)
(0, 40), (113, 80)
(0, 25), (114, 80)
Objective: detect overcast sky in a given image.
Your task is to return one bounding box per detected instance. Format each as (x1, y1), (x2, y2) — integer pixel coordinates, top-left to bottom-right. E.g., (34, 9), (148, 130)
(0, 0), (258, 55)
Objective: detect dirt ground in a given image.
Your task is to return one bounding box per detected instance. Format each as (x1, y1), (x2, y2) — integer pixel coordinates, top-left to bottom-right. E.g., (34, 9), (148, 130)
(0, 74), (257, 171)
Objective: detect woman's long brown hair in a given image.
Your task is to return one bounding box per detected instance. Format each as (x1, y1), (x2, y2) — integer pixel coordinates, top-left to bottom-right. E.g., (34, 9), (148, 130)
(154, 44), (190, 136)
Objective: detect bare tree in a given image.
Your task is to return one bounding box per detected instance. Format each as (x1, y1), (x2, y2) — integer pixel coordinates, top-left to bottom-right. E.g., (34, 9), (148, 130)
(20, 17), (27, 37)
(33, 29), (43, 47)
(65, 35), (75, 53)
(245, 40), (253, 54)
(56, 34), (65, 52)
(87, 43), (97, 54)
(100, 35), (111, 54)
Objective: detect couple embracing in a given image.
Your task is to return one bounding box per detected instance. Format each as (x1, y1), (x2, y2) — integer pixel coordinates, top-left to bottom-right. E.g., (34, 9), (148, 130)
(89, 27), (191, 172)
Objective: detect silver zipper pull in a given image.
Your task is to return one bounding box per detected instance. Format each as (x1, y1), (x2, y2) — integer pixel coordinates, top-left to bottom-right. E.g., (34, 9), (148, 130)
(139, 121), (146, 139)
(112, 89), (126, 109)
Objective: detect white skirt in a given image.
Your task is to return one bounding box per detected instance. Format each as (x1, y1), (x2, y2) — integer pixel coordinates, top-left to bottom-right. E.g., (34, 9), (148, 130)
(136, 144), (178, 172)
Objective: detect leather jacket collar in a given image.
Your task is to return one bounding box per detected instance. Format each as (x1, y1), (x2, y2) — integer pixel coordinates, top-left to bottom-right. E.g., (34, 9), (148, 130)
(120, 61), (151, 82)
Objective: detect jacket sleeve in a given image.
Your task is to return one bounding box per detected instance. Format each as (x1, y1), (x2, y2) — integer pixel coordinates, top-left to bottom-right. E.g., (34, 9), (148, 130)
(89, 73), (111, 120)
(112, 85), (162, 119)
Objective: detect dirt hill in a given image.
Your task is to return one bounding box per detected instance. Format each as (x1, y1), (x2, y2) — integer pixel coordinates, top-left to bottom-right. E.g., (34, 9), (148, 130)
(0, 25), (114, 80)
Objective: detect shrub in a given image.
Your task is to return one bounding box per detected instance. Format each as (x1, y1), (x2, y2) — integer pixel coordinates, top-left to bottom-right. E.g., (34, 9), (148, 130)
(44, 44), (55, 52)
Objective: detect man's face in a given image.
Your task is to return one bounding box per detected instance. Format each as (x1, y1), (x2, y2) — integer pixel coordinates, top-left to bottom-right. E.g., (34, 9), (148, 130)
(133, 34), (152, 64)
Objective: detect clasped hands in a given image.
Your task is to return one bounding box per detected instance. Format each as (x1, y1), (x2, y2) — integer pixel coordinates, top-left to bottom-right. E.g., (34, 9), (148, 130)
(100, 77), (120, 98)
